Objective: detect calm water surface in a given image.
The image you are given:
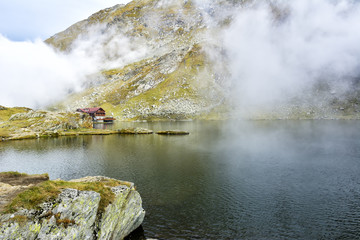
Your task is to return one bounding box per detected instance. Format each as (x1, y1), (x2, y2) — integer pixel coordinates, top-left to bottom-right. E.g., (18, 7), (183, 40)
(1, 120), (360, 239)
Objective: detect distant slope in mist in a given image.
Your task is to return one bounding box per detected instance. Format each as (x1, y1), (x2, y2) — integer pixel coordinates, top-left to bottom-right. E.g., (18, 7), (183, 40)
(46, 0), (360, 120)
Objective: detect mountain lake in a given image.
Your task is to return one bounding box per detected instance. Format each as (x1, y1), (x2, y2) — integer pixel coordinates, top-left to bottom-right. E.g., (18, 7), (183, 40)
(1, 120), (360, 239)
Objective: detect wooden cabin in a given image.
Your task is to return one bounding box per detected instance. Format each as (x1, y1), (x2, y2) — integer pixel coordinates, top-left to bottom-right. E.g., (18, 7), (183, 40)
(76, 108), (105, 118)
(76, 107), (115, 122)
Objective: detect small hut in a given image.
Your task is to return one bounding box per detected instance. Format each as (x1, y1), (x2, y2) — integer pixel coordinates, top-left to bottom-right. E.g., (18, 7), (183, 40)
(76, 108), (115, 122)
(76, 108), (109, 122)
(76, 108), (106, 119)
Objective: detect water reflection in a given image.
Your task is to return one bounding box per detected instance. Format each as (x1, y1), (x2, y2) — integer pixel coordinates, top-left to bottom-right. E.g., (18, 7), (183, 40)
(93, 123), (114, 130)
(1, 120), (360, 239)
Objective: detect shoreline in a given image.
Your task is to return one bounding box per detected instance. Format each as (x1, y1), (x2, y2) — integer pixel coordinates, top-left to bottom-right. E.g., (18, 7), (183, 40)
(2, 118), (360, 142)
(0, 128), (154, 142)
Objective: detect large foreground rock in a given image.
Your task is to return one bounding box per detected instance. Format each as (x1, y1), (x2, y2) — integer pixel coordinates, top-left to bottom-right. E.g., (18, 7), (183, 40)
(0, 175), (145, 240)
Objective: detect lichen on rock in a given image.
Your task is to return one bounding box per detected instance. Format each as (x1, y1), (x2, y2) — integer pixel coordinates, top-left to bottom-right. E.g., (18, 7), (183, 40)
(0, 174), (145, 240)
(98, 186), (145, 239)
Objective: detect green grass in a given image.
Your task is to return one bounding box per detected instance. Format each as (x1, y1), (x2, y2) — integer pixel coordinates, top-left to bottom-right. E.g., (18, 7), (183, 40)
(0, 128), (11, 138)
(0, 107), (30, 122)
(105, 43), (207, 120)
(4, 179), (130, 214)
(0, 107), (37, 139)
(0, 171), (29, 178)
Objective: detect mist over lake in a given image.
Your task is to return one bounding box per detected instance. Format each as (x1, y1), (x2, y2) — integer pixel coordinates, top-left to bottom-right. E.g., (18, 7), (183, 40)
(1, 120), (359, 239)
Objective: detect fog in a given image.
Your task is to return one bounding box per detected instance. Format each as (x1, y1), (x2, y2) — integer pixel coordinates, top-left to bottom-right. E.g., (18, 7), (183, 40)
(0, 35), (79, 108)
(222, 0), (360, 112)
(0, 24), (148, 108)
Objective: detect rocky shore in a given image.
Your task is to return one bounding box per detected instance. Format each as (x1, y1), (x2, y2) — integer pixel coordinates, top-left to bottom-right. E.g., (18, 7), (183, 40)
(0, 172), (145, 240)
(0, 106), (157, 142)
(0, 106), (93, 141)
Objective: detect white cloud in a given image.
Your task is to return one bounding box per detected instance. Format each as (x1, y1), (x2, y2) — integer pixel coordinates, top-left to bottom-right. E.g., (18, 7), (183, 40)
(0, 24), (148, 108)
(70, 25), (148, 70)
(0, 35), (80, 107)
(0, 0), (150, 108)
(223, 0), (360, 109)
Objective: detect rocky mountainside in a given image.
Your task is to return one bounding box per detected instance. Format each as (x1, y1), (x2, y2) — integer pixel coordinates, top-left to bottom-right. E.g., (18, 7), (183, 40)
(46, 0), (360, 120)
(46, 0), (231, 120)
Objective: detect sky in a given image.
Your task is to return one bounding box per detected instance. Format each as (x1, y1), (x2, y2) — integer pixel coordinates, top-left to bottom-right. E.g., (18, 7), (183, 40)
(0, 0), (131, 41)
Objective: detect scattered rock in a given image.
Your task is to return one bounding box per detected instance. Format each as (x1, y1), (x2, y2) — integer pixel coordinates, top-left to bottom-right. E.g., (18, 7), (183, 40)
(9, 111), (46, 121)
(117, 128), (153, 134)
(156, 130), (190, 135)
(1, 108), (93, 141)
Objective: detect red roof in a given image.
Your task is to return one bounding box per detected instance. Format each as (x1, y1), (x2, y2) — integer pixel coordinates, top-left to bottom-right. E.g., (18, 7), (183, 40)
(76, 108), (105, 114)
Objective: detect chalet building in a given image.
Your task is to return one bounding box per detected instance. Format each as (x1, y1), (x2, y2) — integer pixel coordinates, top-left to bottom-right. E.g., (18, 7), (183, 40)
(76, 108), (106, 119)
(76, 107), (116, 123)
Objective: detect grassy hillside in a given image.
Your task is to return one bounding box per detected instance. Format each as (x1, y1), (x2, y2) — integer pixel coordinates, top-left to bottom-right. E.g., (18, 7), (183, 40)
(45, 0), (360, 120)
(47, 0), (228, 120)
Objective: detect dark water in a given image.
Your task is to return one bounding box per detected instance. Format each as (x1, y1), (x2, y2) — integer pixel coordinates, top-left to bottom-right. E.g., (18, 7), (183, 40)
(1, 120), (360, 239)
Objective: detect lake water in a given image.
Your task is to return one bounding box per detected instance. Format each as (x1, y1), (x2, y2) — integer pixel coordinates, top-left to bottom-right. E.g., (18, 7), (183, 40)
(1, 120), (360, 239)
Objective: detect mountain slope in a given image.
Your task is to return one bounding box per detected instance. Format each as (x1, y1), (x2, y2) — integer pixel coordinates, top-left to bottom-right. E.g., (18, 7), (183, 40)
(46, 0), (360, 120)
(46, 0), (228, 120)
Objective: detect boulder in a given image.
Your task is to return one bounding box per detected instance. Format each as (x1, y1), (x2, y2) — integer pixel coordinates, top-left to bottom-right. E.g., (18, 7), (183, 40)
(98, 185), (145, 239)
(0, 174), (145, 240)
